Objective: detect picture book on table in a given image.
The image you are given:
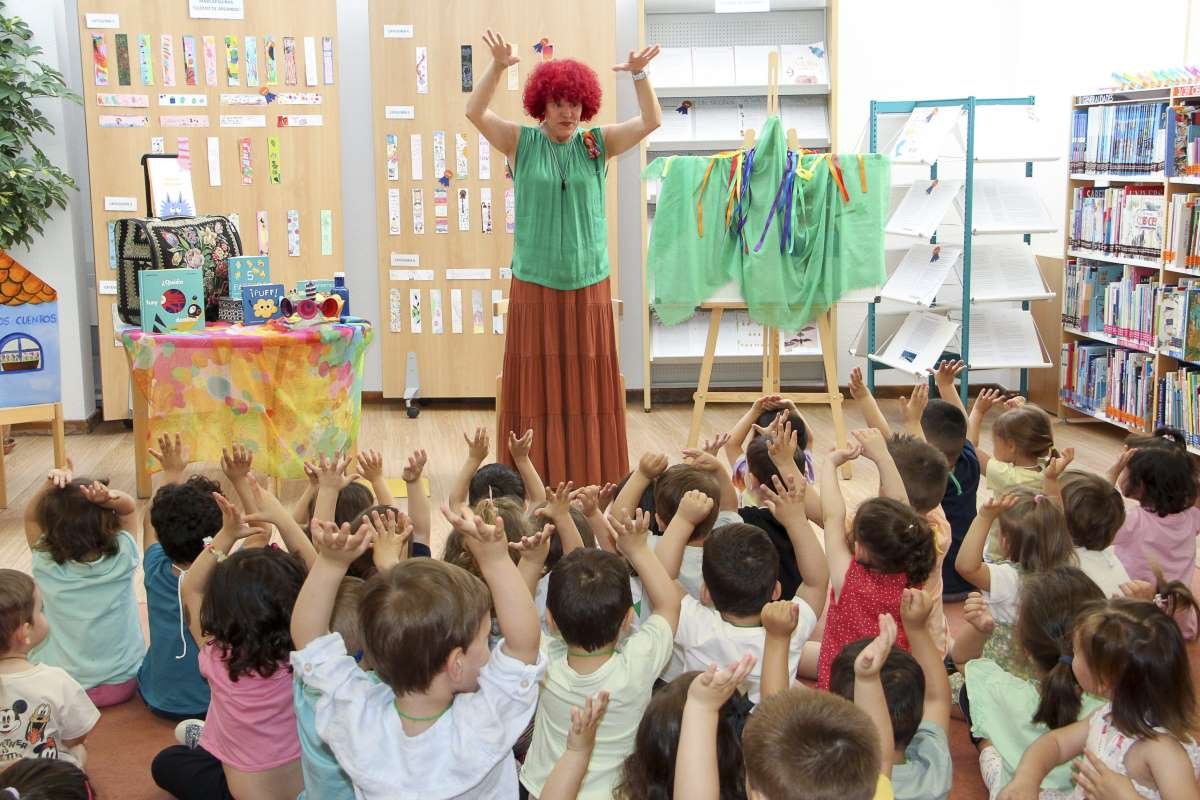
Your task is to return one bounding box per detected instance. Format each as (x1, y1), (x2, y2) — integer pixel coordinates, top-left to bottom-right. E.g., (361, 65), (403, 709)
(227, 255), (270, 297)
(241, 282), (284, 325)
(145, 155), (197, 219)
(139, 268), (205, 333)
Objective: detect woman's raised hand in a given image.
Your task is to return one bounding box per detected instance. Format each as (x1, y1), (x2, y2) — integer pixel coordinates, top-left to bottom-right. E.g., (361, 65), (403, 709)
(483, 29), (519, 67)
(613, 45), (661, 73)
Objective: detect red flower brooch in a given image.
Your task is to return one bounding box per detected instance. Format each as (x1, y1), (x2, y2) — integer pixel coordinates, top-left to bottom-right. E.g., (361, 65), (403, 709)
(582, 130), (599, 160)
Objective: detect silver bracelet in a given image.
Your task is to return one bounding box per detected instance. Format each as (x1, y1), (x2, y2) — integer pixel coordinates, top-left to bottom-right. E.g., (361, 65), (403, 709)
(631, 70), (647, 82)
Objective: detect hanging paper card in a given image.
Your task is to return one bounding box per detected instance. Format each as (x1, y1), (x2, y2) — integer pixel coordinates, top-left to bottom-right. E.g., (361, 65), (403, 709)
(322, 37), (334, 84)
(504, 187), (515, 234)
(181, 35), (197, 85)
(461, 45), (473, 91)
(432, 131), (446, 177)
(267, 136), (281, 184)
(283, 37), (298, 85)
(160, 115), (210, 127)
(99, 114), (148, 127)
(409, 134), (423, 180)
(86, 13), (119, 28)
(239, 137), (253, 184)
(499, 267), (512, 280)
(457, 188), (470, 231)
(385, 106), (414, 119)
(387, 189), (402, 234)
(321, 210), (333, 256)
(98, 93), (149, 107)
(228, 212), (239, 233)
(220, 114), (265, 127)
(107, 221), (118, 267)
(455, 133), (468, 178)
(389, 269), (433, 281)
(450, 288), (463, 333)
(429, 289), (444, 333)
(491, 290), (504, 334)
(471, 290), (484, 334)
(386, 135), (400, 180)
(478, 134), (491, 179)
(202, 35), (217, 86)
(115, 33), (131, 85)
(92, 34), (109, 86)
(303, 36), (318, 86)
(176, 137), (191, 172)
(446, 269), (491, 280)
(151, 136), (165, 153)
(480, 187), (493, 233)
(264, 35), (277, 84)
(104, 196), (138, 212)
(160, 35), (176, 86)
(276, 92), (321, 105)
(244, 35), (258, 86)
(433, 188), (449, 234)
(256, 210), (269, 254)
(388, 288), (403, 332)
(221, 92), (265, 105)
(506, 63), (518, 90)
(224, 35), (240, 85)
(287, 210), (300, 256)
(411, 189), (425, 234)
(159, 93), (207, 106)
(384, 25), (413, 38)
(137, 33), (153, 85)
(206, 136), (221, 186)
(409, 289), (422, 333)
(276, 114), (322, 127)
(415, 46), (428, 94)
(390, 253), (419, 267)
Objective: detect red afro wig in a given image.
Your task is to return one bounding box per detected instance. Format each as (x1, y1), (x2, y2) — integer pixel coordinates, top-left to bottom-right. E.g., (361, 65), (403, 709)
(522, 59), (603, 122)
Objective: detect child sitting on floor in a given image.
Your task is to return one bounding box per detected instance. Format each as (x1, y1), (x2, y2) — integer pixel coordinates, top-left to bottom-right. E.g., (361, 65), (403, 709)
(450, 427), (548, 509)
(1043, 449), (1129, 597)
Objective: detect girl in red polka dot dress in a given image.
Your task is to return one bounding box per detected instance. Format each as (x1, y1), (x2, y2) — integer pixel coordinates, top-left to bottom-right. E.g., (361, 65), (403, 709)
(812, 429), (937, 690)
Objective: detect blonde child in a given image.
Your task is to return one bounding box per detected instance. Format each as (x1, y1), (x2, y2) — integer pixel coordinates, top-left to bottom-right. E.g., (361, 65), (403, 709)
(23, 458), (143, 707)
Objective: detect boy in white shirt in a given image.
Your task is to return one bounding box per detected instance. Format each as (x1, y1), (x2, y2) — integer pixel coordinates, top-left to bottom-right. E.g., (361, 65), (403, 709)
(519, 509), (682, 800)
(657, 476), (828, 704)
(290, 506), (546, 800)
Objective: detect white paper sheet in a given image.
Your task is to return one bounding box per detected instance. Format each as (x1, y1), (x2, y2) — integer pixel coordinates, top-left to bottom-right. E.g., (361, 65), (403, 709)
(886, 179), (963, 239)
(887, 105), (963, 165)
(963, 307), (1049, 369)
(733, 45), (776, 85)
(960, 178), (1056, 234)
(873, 310), (959, 376)
(965, 243), (1053, 302)
(691, 46), (734, 86)
(646, 47), (692, 87)
(879, 244), (961, 306)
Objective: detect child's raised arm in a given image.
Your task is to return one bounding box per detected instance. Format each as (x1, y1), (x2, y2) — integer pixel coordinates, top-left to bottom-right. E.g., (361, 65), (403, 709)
(682, 449), (738, 512)
(78, 480), (138, 538)
(292, 461), (320, 526)
(609, 508), (682, 632)
(401, 449), (431, 547)
(312, 452), (355, 524)
(723, 396), (776, 468)
(182, 493), (266, 646)
(243, 476), (318, 569)
(968, 388), (1004, 474)
(292, 520), (375, 651)
(848, 367), (893, 437)
(538, 482), (585, 554)
(950, 592), (995, 670)
(953, 494), (1018, 592)
(998, 718), (1091, 800)
(931, 360), (968, 416)
(852, 428), (908, 504)
(540, 692), (610, 800)
(674, 656), (757, 800)
(442, 504), (541, 663)
(450, 428), (490, 509)
(853, 613), (898, 778)
(508, 523), (556, 597)
(507, 430), (547, 505)
(820, 445), (861, 598)
(23, 458), (73, 548)
(571, 485), (618, 553)
(222, 443), (271, 549)
(611, 452), (668, 519)
(900, 588), (950, 735)
(759, 474), (828, 618)
(364, 509), (412, 573)
(900, 383), (929, 440)
(767, 421), (822, 524)
(654, 489), (713, 581)
(144, 434), (190, 553)
(1042, 448), (1075, 501)
(357, 449), (396, 507)
(760, 599), (799, 700)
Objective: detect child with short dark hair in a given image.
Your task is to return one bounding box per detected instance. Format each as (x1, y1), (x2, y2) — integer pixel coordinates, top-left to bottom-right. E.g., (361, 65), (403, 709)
(1044, 450), (1130, 597)
(451, 427), (548, 508)
(0, 759), (97, 800)
(723, 395), (816, 496)
(290, 503), (544, 799)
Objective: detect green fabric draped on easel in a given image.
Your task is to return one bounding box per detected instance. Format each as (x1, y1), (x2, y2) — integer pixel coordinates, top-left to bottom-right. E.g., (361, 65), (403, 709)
(644, 116), (890, 331)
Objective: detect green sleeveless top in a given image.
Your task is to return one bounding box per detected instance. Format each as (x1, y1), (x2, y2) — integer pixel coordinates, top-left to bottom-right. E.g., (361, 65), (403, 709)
(510, 125), (610, 291)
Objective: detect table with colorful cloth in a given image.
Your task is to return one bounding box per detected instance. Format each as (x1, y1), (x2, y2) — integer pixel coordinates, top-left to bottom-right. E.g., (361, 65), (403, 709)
(121, 319), (374, 498)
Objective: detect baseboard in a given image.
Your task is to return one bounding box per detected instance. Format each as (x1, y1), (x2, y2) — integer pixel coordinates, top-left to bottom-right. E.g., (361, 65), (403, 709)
(630, 382), (1011, 406)
(7, 409), (102, 436)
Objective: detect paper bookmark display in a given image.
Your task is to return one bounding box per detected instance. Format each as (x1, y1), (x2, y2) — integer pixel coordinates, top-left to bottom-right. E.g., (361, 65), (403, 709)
(224, 36), (240, 86)
(221, 114), (266, 127)
(481, 187), (493, 234)
(244, 36), (259, 86)
(137, 33), (153, 85)
(429, 289), (443, 334)
(322, 37), (335, 84)
(478, 134), (491, 179)
(504, 188), (516, 234)
(287, 210), (300, 256)
(457, 188), (470, 231)
(159, 93), (207, 106)
(433, 188), (449, 234)
(99, 114), (148, 128)
(507, 63), (519, 90)
(461, 45), (473, 92)
(386, 134), (400, 180)
(303, 37), (318, 86)
(239, 137), (253, 184)
(321, 210), (333, 256)
(256, 210), (269, 254)
(455, 133), (468, 179)
(277, 114), (322, 127)
(151, 136), (165, 153)
(221, 92), (264, 105)
(410, 134), (423, 181)
(181, 36), (197, 85)
(98, 93), (148, 107)
(388, 289), (403, 332)
(450, 289), (463, 333)
(387, 189), (402, 234)
(207, 136), (221, 186)
(228, 213), (240, 234)
(92, 34), (109, 86)
(160, 115), (209, 127)
(409, 289), (422, 333)
(415, 46), (428, 94)
(492, 290), (505, 334)
(115, 34), (131, 85)
(160, 34), (176, 86)
(267, 136), (281, 184)
(471, 290), (485, 334)
(203, 36), (218, 86)
(283, 37), (298, 85)
(176, 136), (191, 171)
(107, 222), (118, 267)
(411, 189), (425, 234)
(263, 36), (277, 84)
(432, 131), (446, 177)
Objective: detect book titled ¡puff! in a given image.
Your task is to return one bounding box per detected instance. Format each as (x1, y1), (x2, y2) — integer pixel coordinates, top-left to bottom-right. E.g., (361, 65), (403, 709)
(226, 255), (270, 298)
(138, 268), (205, 334)
(241, 283), (284, 325)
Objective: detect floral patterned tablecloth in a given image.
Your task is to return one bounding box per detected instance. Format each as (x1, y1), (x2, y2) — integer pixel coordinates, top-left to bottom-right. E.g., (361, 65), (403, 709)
(122, 319), (373, 479)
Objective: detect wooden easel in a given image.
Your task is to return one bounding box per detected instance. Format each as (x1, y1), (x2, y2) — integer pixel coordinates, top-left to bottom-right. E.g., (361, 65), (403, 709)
(0, 402), (66, 508)
(686, 53), (850, 476)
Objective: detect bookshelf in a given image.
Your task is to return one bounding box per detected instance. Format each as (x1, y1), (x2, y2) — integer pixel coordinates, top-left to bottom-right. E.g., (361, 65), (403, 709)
(637, 0), (835, 410)
(1059, 85), (1200, 450)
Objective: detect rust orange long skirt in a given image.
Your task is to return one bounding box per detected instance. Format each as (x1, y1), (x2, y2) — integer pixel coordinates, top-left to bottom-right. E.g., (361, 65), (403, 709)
(499, 276), (629, 485)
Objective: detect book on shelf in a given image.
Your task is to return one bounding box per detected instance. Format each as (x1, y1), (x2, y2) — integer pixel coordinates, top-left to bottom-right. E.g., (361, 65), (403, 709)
(646, 47), (693, 87)
(1069, 100), (1168, 174)
(1162, 191), (1200, 270)
(691, 46), (736, 87)
(885, 179), (963, 239)
(1060, 340), (1154, 430)
(886, 105), (963, 166)
(879, 243), (960, 307)
(959, 178), (1057, 235)
(1069, 184), (1165, 260)
(733, 45), (777, 86)
(869, 310), (959, 376)
(1157, 366), (1200, 446)
(779, 42), (827, 86)
(1062, 259), (1124, 332)
(1169, 103), (1200, 178)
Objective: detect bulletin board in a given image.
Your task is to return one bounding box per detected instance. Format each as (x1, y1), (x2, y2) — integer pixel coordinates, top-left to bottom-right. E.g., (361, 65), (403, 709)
(368, 1), (618, 398)
(76, 1), (345, 420)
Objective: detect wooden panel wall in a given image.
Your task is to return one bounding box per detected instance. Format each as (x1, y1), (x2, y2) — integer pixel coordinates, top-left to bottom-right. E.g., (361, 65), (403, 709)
(76, 1), (344, 419)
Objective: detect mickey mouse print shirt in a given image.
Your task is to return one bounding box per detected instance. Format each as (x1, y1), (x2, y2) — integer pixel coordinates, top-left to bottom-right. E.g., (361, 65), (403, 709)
(0, 662), (99, 765)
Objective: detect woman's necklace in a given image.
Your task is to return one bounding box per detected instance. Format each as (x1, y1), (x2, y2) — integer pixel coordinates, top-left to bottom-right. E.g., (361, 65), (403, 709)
(544, 125), (570, 191)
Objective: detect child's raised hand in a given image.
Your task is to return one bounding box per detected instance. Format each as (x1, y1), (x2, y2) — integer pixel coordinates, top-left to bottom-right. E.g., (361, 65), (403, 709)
(853, 613), (897, 679)
(465, 427), (490, 462)
(751, 410), (785, 440)
(79, 480), (113, 508)
(979, 492), (1020, 520)
(1118, 580), (1156, 601)
(1044, 447), (1075, 482)
(636, 452), (669, 480)
(507, 429), (534, 461)
(973, 387), (1004, 415)
(962, 592), (996, 635)
(441, 503), (509, 563)
(930, 359), (964, 389)
(767, 421), (799, 466)
(312, 518), (375, 565)
(215, 492), (265, 542)
(681, 448), (724, 475)
(677, 489), (715, 527)
(607, 508), (652, 556)
(900, 587), (934, 630)
(828, 442), (863, 467)
(149, 433), (188, 476)
(848, 366), (868, 400)
(220, 443), (254, 482)
(901, 382), (929, 425)
(302, 460), (320, 487)
(539, 481), (575, 521)
(754, 394), (783, 413)
(46, 456), (73, 489)
(366, 508), (412, 570)
(243, 474), (289, 526)
(597, 482), (618, 512)
(508, 522), (556, 562)
(566, 691), (610, 753)
(687, 654), (757, 711)
(850, 428), (889, 462)
(570, 485), (602, 517)
(759, 474), (807, 528)
(761, 599), (800, 639)
(401, 449), (428, 483)
(356, 449), (386, 482)
(314, 452), (356, 490)
(700, 432), (732, 456)
(1003, 395), (1027, 410)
